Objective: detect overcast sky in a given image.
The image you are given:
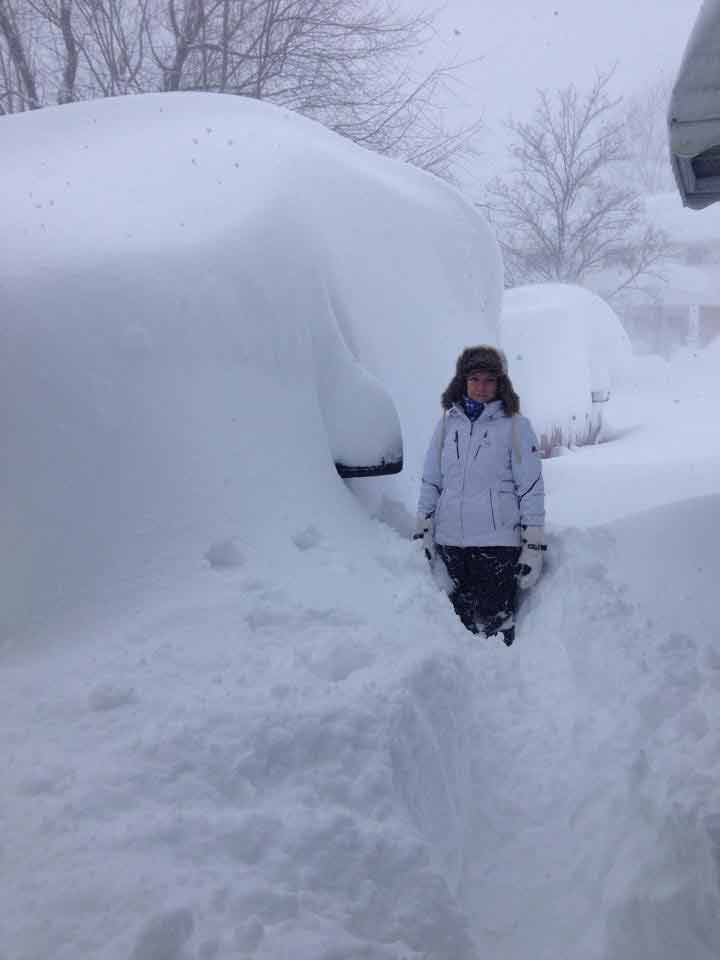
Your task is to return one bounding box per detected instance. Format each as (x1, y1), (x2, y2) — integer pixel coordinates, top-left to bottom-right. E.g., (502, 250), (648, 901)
(403, 0), (704, 183)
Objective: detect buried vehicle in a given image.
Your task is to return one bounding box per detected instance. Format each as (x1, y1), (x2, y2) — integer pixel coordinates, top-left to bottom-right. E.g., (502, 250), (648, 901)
(0, 92), (501, 644)
(500, 284), (632, 456)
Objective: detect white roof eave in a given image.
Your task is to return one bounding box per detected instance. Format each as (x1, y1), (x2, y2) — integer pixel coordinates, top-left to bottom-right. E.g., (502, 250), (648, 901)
(669, 0), (720, 207)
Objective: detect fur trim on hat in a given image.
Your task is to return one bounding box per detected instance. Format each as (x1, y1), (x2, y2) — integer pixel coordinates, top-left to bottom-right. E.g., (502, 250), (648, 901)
(461, 345), (507, 376)
(441, 345), (520, 415)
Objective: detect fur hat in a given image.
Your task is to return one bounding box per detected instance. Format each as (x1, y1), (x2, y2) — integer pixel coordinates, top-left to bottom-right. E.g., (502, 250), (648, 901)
(461, 345), (507, 377)
(441, 345), (519, 414)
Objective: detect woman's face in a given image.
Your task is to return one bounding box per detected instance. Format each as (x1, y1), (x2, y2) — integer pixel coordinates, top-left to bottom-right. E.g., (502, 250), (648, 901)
(466, 371), (498, 403)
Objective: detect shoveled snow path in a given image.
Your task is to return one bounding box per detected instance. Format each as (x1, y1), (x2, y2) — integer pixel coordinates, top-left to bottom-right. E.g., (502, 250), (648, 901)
(463, 511), (720, 960)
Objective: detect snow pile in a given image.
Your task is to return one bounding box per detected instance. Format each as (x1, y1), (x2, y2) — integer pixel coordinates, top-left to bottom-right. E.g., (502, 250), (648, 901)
(500, 283), (632, 453)
(2, 528), (487, 960)
(1, 92), (501, 646)
(461, 491), (720, 959)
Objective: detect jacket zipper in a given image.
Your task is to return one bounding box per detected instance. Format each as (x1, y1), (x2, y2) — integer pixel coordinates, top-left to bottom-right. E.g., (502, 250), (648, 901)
(473, 430), (488, 460)
(455, 408), (504, 542)
(459, 420), (474, 543)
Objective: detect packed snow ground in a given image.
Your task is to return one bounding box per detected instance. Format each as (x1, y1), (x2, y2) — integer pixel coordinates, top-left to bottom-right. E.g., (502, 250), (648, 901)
(547, 343), (720, 525)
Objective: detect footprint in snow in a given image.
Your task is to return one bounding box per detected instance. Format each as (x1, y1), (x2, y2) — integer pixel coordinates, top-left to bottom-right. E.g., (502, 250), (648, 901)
(246, 604), (364, 632)
(205, 538), (245, 570)
(88, 682), (137, 712)
(292, 524), (323, 551)
(300, 607), (366, 628)
(234, 917), (264, 952)
(246, 607), (296, 631)
(17, 764), (75, 796)
(303, 641), (376, 682)
(130, 907), (194, 960)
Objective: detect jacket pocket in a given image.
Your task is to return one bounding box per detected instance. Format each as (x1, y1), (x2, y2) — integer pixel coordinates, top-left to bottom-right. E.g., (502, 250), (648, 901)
(440, 432), (458, 474)
(462, 489), (495, 539)
(496, 488), (519, 529)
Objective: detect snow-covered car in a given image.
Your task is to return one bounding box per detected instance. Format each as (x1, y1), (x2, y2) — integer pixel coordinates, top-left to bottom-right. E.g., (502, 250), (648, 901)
(500, 283), (632, 455)
(0, 92), (501, 644)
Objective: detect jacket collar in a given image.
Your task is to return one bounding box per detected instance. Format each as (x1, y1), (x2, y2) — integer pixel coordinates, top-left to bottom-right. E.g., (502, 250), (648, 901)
(448, 399), (505, 423)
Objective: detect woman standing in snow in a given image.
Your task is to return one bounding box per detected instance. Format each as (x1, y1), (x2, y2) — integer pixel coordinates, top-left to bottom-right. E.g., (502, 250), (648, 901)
(414, 346), (545, 646)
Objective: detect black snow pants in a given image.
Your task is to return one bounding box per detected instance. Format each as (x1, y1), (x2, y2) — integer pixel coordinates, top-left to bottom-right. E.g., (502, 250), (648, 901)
(436, 545), (521, 643)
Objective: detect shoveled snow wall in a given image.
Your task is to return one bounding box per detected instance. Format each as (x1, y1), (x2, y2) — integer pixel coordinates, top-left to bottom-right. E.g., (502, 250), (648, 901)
(0, 92), (501, 646)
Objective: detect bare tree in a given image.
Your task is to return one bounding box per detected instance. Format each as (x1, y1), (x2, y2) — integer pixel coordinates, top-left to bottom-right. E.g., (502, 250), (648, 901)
(1, 0), (479, 180)
(623, 73), (675, 195)
(145, 0), (479, 177)
(75, 0), (150, 96)
(0, 32), (21, 111)
(484, 70), (668, 301)
(0, 0), (41, 109)
(25, 0), (79, 102)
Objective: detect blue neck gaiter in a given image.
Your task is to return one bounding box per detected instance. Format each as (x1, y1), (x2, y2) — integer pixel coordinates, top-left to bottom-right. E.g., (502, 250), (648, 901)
(462, 396), (485, 421)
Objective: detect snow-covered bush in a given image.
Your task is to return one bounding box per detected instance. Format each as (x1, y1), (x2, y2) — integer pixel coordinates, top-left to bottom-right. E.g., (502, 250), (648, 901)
(500, 283), (632, 455)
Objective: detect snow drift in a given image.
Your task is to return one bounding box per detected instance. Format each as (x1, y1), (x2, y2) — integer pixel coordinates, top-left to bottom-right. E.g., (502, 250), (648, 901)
(0, 92), (501, 646)
(461, 491), (720, 960)
(500, 283), (632, 454)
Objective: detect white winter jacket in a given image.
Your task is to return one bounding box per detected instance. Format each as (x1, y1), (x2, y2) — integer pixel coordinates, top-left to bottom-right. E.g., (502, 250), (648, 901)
(417, 400), (545, 548)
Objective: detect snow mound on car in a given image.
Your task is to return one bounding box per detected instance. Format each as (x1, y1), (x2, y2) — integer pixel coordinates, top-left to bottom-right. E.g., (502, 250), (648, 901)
(501, 283), (631, 452)
(1, 92), (502, 644)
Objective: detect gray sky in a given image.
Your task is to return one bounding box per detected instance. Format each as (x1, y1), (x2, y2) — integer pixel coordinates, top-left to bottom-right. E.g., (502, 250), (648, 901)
(403, 0), (704, 182)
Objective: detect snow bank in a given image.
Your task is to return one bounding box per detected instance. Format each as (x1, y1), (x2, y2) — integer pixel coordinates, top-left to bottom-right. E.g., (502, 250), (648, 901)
(500, 283), (632, 453)
(461, 491), (720, 958)
(579, 496), (720, 960)
(1, 92), (501, 646)
(1, 535), (486, 959)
